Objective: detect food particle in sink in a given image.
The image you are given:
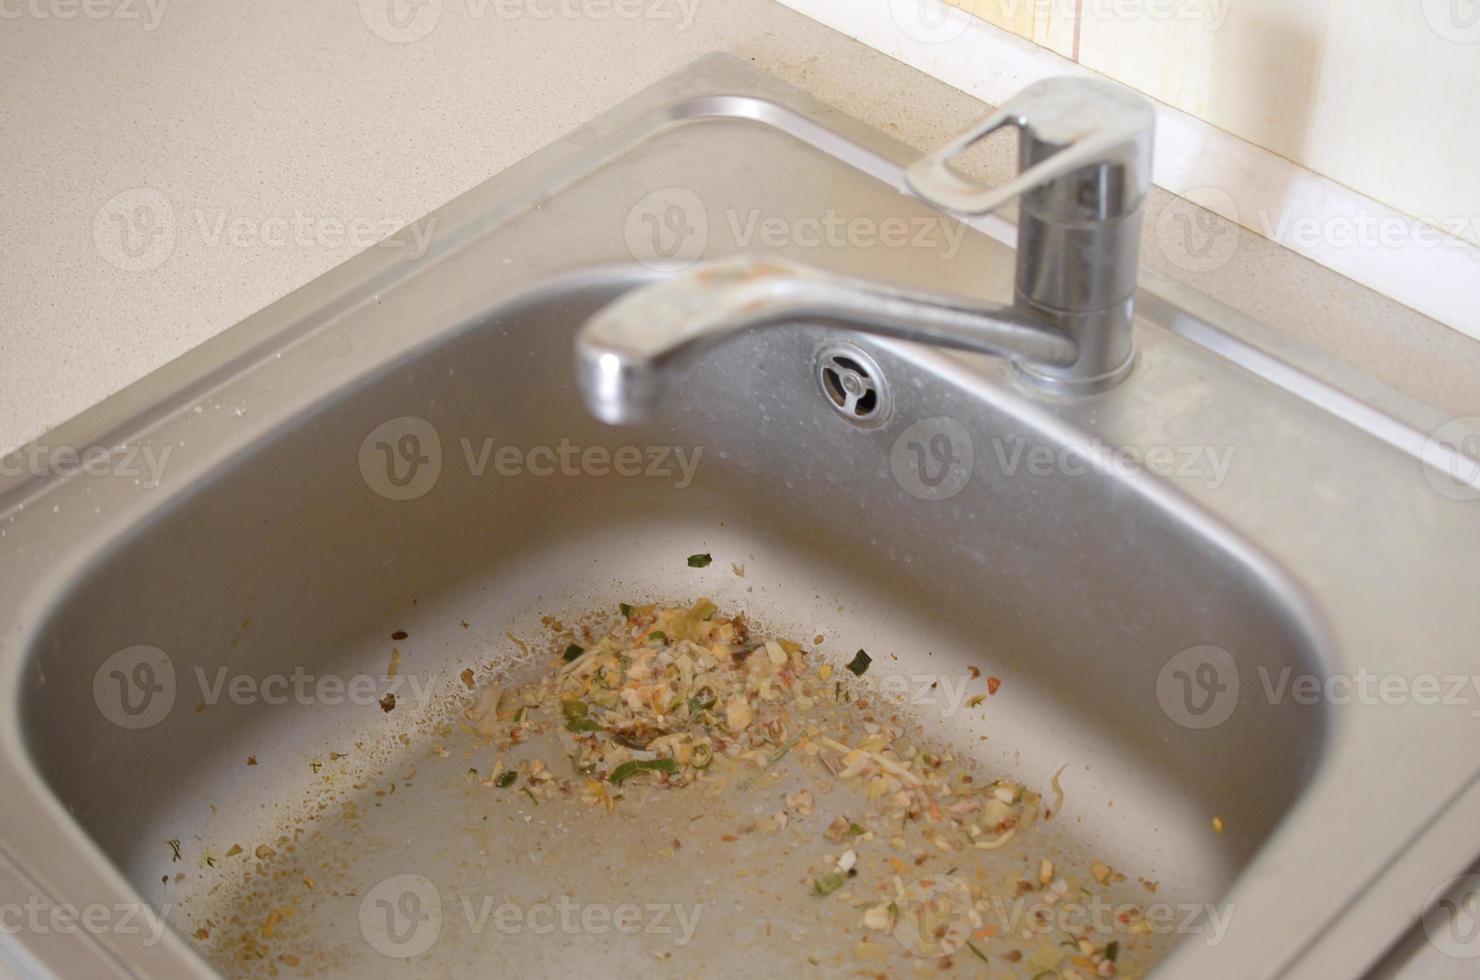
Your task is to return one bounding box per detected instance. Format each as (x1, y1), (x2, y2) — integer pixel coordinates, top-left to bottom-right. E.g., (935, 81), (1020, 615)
(452, 600), (1147, 975)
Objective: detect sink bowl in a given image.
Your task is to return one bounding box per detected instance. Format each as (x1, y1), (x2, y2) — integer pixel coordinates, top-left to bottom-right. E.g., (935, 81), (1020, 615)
(3, 55), (1479, 978)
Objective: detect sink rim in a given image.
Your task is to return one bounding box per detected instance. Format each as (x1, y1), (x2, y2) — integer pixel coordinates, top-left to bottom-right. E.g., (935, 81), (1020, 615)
(0, 53), (1477, 979)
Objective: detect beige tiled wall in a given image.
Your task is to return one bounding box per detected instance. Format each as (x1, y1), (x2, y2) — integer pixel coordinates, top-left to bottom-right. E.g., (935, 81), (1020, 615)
(946, 0), (1076, 57)
(947, 0), (1480, 246)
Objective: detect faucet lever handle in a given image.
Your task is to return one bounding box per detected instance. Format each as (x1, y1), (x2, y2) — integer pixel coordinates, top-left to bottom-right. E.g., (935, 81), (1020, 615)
(906, 76), (1154, 218)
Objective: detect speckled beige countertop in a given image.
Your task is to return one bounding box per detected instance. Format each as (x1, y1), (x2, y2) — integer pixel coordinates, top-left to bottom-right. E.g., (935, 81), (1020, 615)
(3, 0), (1478, 456)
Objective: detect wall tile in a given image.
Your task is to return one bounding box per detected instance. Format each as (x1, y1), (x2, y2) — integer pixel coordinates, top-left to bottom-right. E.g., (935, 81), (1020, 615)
(1075, 0), (1480, 244)
(947, 0), (1078, 58)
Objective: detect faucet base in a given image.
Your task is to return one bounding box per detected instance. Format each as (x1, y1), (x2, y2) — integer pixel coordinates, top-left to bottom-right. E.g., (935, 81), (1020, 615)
(1012, 346), (1136, 396)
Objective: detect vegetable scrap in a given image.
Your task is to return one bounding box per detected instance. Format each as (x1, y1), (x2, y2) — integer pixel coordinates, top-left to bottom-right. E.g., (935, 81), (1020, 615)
(453, 600), (1142, 976)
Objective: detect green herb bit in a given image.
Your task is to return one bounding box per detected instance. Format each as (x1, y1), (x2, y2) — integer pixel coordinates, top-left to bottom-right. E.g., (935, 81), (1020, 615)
(965, 940), (989, 963)
(562, 643), (585, 662)
(687, 553), (713, 568)
(496, 771), (518, 788)
(813, 873), (845, 896)
(739, 733), (803, 789)
(562, 699), (605, 732)
(619, 602), (634, 618)
(609, 758), (679, 784)
(1106, 941), (1120, 962)
(845, 649), (872, 676)
(647, 630), (668, 645)
(518, 787), (539, 806)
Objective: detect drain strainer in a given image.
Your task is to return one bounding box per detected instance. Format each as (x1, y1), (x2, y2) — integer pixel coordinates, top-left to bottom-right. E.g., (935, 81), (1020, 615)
(817, 344), (889, 425)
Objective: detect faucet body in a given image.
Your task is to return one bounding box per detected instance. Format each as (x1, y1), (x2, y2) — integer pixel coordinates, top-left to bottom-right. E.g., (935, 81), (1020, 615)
(577, 77), (1156, 423)
(907, 76), (1154, 390)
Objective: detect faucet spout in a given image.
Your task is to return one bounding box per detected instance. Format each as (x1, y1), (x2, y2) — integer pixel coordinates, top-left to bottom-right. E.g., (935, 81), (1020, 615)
(575, 256), (1077, 425)
(576, 77), (1153, 422)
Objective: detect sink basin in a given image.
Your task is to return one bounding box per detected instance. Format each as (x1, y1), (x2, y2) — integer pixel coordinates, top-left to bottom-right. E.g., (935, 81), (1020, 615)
(3, 55), (1479, 978)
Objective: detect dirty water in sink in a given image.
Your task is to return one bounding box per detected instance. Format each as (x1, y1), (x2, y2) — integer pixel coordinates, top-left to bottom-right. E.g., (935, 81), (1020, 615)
(168, 576), (1192, 979)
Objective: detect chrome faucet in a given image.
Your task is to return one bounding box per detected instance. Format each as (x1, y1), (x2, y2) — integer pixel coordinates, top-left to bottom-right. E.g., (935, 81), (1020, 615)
(576, 77), (1155, 424)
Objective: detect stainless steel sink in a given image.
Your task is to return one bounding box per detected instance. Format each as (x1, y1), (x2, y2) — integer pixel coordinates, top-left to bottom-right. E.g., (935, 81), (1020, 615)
(3, 55), (1479, 979)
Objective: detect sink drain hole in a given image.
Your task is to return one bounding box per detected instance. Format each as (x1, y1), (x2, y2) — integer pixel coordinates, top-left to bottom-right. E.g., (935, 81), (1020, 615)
(817, 344), (888, 425)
